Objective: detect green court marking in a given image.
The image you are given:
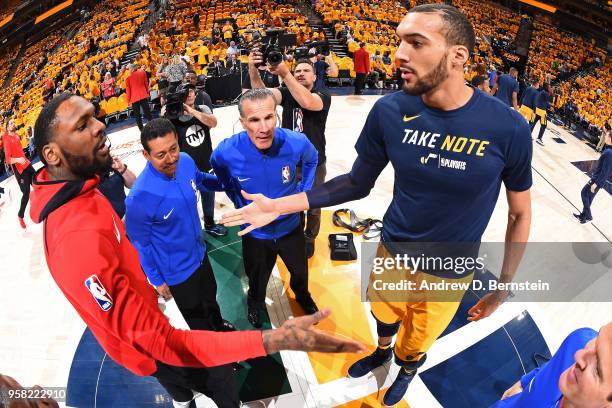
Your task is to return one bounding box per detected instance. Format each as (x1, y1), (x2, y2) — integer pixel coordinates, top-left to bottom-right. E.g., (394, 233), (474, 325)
(205, 228), (292, 401)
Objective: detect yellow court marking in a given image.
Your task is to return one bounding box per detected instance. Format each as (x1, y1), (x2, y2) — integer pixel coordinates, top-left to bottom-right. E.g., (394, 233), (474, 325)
(276, 210), (376, 384)
(334, 389), (411, 408)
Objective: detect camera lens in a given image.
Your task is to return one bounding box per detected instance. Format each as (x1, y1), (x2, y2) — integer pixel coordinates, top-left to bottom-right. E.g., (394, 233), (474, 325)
(268, 51), (283, 65)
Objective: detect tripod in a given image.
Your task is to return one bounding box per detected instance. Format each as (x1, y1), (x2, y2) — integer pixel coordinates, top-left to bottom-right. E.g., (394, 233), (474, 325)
(230, 59), (247, 104)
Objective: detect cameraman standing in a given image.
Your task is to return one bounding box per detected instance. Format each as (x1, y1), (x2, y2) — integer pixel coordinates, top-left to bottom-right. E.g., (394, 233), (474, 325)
(248, 51), (331, 258)
(163, 81), (228, 237)
(185, 71), (213, 107)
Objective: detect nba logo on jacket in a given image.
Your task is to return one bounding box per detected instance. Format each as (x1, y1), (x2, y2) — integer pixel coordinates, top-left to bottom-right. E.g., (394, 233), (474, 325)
(282, 165), (291, 184)
(84, 275), (113, 311)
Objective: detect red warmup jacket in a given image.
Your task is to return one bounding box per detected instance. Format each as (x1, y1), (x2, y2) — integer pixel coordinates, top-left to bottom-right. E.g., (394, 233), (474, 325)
(353, 47), (370, 74)
(3, 132), (30, 174)
(30, 168), (266, 376)
(125, 69), (149, 104)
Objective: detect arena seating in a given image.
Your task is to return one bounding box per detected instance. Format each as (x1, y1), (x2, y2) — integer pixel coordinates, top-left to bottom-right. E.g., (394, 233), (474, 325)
(1, 0), (149, 139)
(0, 0), (609, 146)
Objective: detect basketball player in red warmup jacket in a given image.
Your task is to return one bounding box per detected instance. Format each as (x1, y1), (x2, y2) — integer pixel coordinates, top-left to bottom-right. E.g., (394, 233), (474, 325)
(29, 93), (365, 406)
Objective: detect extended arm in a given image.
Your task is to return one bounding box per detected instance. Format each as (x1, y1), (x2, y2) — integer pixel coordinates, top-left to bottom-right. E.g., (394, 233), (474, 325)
(222, 156), (386, 235)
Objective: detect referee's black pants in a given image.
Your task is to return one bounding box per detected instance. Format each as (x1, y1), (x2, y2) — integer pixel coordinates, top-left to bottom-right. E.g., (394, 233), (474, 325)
(157, 255), (239, 406)
(242, 225), (311, 309)
(169, 255), (224, 331)
(153, 357), (239, 407)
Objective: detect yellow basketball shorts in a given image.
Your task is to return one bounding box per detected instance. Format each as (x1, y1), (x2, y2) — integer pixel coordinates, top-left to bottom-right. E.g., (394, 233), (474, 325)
(535, 108), (547, 126)
(519, 105), (535, 122)
(368, 243), (473, 363)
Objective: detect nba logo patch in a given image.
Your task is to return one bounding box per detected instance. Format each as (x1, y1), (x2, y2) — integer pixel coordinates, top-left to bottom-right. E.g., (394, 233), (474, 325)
(293, 108), (304, 132)
(84, 275), (113, 311)
(282, 165), (291, 184)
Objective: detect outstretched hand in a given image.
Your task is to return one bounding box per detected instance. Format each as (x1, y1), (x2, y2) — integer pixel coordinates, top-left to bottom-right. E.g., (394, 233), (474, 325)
(263, 309), (367, 354)
(467, 291), (506, 322)
(221, 190), (280, 236)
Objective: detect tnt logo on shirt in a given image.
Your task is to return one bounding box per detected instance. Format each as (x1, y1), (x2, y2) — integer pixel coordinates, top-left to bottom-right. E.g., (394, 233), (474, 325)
(282, 165), (291, 183)
(185, 124), (206, 147)
(293, 108), (304, 132)
(84, 275), (113, 311)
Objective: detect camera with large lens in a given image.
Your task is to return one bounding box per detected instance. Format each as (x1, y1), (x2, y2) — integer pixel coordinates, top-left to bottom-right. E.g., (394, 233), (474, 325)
(195, 74), (206, 90)
(164, 83), (191, 120)
(253, 29), (285, 67)
(294, 41), (331, 60)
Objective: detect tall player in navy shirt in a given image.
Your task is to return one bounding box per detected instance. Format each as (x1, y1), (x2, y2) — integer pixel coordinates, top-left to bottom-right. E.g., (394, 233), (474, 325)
(493, 67), (520, 110)
(221, 4), (532, 405)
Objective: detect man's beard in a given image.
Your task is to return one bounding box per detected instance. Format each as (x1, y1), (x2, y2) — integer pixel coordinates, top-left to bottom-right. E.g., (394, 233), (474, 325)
(61, 145), (112, 180)
(402, 53), (449, 96)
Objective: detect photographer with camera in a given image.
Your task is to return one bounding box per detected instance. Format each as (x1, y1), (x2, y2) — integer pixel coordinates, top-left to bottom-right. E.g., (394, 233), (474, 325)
(248, 47), (331, 259)
(185, 71), (214, 107)
(162, 81), (228, 237)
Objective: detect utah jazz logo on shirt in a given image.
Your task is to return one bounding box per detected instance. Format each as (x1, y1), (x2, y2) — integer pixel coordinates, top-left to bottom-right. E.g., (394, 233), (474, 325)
(84, 275), (113, 311)
(185, 124), (206, 147)
(293, 108), (304, 132)
(404, 126), (491, 172)
(282, 165), (291, 184)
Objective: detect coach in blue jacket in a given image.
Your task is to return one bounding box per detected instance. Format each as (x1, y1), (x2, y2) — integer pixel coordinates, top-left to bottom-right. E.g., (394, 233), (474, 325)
(125, 118), (240, 407)
(211, 89), (319, 328)
(125, 118), (235, 332)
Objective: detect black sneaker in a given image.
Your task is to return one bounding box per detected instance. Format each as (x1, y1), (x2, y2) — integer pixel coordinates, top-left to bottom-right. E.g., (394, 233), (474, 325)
(216, 319), (236, 332)
(247, 305), (262, 328)
(383, 367), (418, 406)
(348, 346), (392, 378)
(573, 213), (584, 222)
(306, 242), (315, 259)
(382, 354), (427, 406)
(205, 224), (228, 237)
(580, 217), (592, 224)
(296, 296), (319, 315)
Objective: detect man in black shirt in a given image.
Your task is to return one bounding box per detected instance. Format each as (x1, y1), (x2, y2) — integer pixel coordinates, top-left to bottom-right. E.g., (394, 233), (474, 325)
(248, 53), (331, 258)
(163, 82), (228, 237)
(98, 156), (136, 219)
(185, 71), (213, 107)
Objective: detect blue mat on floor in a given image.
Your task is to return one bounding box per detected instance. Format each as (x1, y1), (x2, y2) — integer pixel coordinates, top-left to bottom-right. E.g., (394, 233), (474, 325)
(420, 311), (551, 408)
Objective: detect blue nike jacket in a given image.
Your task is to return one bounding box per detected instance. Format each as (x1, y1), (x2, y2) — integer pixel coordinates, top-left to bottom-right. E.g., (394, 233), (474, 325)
(125, 152), (223, 286)
(210, 128), (318, 240)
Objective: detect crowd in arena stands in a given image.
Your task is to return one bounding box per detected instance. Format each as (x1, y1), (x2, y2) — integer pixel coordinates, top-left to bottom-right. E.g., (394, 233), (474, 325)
(0, 0), (149, 148)
(555, 58), (610, 138)
(0, 44), (21, 86)
(0, 0), (609, 154)
(526, 21), (607, 86)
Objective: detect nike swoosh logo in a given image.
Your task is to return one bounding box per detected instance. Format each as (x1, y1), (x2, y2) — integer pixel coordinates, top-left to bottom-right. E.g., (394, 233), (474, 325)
(111, 216), (121, 243)
(403, 114), (421, 122)
(163, 209), (174, 220)
(237, 177), (251, 182)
